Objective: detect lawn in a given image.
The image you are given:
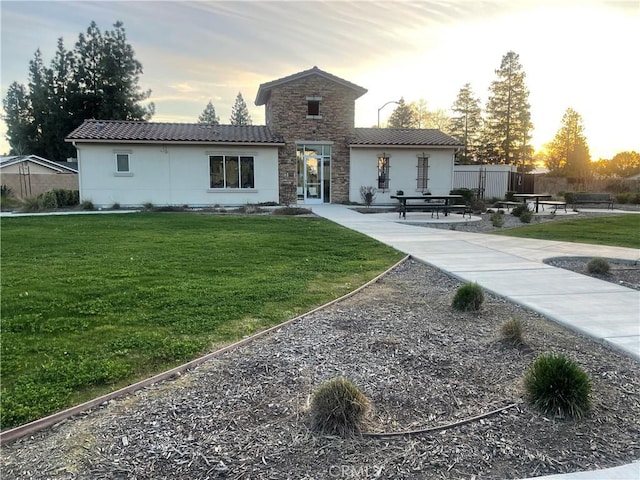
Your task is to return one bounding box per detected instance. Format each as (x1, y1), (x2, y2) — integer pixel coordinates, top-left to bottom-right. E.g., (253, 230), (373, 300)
(492, 214), (640, 249)
(0, 213), (403, 430)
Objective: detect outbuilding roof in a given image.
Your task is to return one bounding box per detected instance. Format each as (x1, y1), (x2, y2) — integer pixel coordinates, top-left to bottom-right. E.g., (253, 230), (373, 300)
(349, 128), (463, 147)
(0, 155), (78, 173)
(65, 120), (285, 145)
(255, 66), (368, 106)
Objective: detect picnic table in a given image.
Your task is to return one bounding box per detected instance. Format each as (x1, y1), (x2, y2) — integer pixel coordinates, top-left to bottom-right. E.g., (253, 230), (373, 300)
(390, 194), (466, 219)
(513, 193), (552, 213)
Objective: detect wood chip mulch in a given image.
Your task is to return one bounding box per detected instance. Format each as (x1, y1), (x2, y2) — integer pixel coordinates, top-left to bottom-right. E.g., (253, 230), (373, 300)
(2, 259), (639, 479)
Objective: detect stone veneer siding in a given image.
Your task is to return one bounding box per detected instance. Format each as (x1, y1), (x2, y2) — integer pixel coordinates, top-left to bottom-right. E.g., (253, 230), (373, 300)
(264, 76), (361, 203)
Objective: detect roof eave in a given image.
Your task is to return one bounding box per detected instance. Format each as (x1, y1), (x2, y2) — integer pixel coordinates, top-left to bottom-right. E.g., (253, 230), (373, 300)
(348, 143), (462, 149)
(66, 138), (285, 147)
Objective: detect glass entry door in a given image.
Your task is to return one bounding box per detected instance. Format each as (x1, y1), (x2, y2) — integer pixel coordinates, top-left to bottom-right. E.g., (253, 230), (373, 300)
(304, 156), (323, 204)
(297, 144), (331, 204)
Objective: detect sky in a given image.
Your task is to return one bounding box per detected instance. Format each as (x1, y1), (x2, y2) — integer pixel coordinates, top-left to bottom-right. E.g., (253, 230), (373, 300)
(1, 0), (639, 160)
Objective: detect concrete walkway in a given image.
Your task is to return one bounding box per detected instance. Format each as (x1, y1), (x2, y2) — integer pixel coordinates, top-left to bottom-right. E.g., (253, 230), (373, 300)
(311, 204), (640, 480)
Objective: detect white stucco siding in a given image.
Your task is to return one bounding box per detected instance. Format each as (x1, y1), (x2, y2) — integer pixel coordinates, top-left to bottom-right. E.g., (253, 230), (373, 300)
(348, 147), (456, 204)
(75, 143), (280, 208)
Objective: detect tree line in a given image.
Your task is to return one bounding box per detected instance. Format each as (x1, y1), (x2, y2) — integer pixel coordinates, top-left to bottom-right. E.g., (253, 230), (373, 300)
(385, 51), (639, 178)
(3, 21), (154, 160)
(4, 30), (637, 178)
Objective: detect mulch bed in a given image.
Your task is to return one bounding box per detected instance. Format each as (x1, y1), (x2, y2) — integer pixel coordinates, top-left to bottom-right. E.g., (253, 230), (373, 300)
(2, 258), (639, 479)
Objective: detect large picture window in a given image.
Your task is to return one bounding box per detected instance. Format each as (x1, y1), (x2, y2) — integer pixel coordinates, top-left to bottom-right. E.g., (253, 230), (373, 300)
(377, 155), (389, 190)
(209, 155), (255, 189)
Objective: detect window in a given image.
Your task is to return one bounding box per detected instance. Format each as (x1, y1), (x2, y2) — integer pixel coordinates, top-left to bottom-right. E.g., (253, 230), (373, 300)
(209, 155), (255, 189)
(378, 155), (390, 190)
(116, 153), (130, 173)
(308, 100), (320, 116)
(306, 96), (322, 118)
(417, 155), (429, 191)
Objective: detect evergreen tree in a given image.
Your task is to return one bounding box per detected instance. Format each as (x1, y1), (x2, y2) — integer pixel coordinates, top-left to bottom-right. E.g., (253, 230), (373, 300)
(74, 21), (154, 121)
(229, 92), (252, 126)
(2, 82), (35, 154)
(450, 83), (482, 163)
(482, 51), (532, 165)
(545, 108), (591, 177)
(387, 98), (418, 128)
(198, 100), (220, 124)
(44, 39), (77, 159)
(3, 21), (154, 159)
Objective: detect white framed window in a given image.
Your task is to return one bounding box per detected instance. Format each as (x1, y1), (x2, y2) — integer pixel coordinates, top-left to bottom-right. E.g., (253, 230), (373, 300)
(114, 152), (132, 176)
(209, 155), (255, 189)
(377, 154), (390, 190)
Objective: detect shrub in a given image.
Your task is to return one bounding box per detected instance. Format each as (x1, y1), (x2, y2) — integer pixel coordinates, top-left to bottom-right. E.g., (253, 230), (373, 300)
(452, 282), (484, 312)
(450, 188), (475, 204)
(38, 191), (58, 210)
(1, 184), (12, 198)
(632, 193), (640, 205)
(505, 191), (516, 201)
(309, 377), (370, 436)
(615, 193), (631, 204)
(511, 204), (528, 217)
(237, 203), (264, 214)
(501, 318), (525, 345)
(20, 196), (41, 212)
(490, 212), (505, 227)
(471, 199), (486, 213)
(519, 210), (533, 223)
(524, 353), (592, 419)
(143, 202), (154, 210)
(587, 257), (610, 275)
(563, 192), (574, 205)
(359, 186), (376, 207)
(111, 202), (121, 210)
(272, 206), (312, 216)
(80, 200), (94, 210)
(52, 189), (79, 207)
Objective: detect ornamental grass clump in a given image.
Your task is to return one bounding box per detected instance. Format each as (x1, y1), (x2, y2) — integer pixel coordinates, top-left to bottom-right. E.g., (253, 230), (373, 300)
(310, 377), (370, 436)
(452, 282), (484, 312)
(500, 318), (525, 345)
(587, 257), (610, 275)
(519, 210), (533, 223)
(490, 212), (505, 227)
(524, 353), (592, 419)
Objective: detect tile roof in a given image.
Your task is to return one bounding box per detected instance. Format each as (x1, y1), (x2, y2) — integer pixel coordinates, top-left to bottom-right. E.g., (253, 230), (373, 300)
(255, 66), (368, 105)
(349, 128), (463, 147)
(65, 120), (285, 144)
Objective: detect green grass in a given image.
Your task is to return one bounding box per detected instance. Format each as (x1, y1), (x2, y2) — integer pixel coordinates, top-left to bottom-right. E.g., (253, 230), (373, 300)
(492, 214), (640, 249)
(0, 213), (403, 429)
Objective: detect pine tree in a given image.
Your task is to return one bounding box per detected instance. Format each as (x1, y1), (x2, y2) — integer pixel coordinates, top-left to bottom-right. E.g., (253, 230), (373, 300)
(482, 51), (533, 165)
(545, 108), (591, 177)
(229, 92), (252, 126)
(198, 101), (220, 124)
(2, 82), (35, 154)
(450, 83), (482, 163)
(387, 98), (418, 128)
(3, 21), (154, 159)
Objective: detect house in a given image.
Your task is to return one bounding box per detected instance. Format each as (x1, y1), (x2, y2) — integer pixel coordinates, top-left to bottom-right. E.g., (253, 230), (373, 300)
(0, 155), (78, 199)
(65, 67), (462, 208)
